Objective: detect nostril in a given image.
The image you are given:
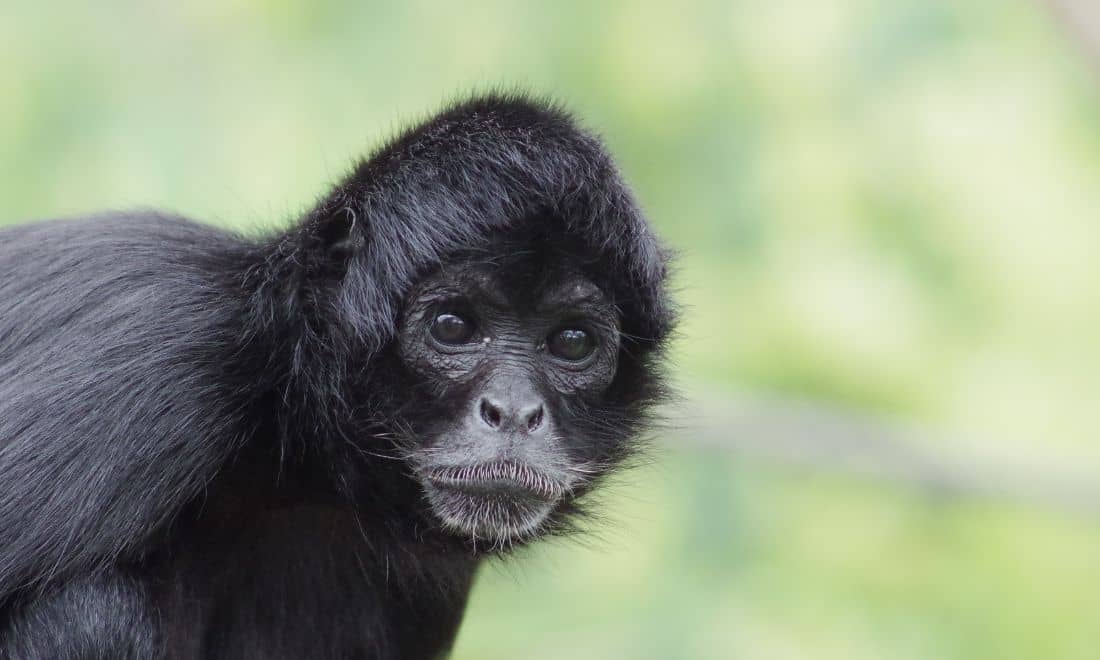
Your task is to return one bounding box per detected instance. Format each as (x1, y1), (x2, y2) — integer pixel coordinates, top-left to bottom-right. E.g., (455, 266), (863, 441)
(526, 405), (545, 432)
(479, 399), (502, 428)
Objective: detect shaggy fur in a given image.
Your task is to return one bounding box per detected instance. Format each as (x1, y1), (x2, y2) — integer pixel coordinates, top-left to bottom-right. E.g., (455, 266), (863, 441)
(0, 94), (674, 659)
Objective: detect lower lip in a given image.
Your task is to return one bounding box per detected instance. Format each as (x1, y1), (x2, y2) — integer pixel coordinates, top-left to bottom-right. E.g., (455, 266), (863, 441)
(424, 481), (557, 541)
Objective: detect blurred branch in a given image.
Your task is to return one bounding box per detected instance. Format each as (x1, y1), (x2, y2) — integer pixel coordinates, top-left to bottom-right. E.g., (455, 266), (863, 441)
(1047, 0), (1100, 70)
(679, 394), (1100, 521)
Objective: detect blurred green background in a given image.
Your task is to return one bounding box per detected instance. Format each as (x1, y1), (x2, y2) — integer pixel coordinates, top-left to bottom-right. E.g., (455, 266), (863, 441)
(3, 1), (1100, 658)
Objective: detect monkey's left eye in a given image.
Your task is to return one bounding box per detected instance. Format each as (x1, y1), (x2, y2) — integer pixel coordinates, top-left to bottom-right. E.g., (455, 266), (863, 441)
(547, 327), (596, 361)
(430, 313), (477, 345)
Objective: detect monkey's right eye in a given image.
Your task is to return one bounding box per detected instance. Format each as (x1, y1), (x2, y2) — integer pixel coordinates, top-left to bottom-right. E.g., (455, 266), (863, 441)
(430, 313), (476, 345)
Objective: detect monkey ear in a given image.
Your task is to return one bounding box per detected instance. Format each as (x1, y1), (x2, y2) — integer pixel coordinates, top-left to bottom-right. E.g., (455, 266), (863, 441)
(306, 206), (363, 280)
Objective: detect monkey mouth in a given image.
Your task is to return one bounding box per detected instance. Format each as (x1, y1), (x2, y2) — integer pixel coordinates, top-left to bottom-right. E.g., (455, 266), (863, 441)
(425, 460), (568, 501)
(420, 460), (568, 541)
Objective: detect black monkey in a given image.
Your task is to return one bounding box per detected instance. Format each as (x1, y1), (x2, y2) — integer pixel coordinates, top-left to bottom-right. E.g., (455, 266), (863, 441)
(0, 95), (675, 659)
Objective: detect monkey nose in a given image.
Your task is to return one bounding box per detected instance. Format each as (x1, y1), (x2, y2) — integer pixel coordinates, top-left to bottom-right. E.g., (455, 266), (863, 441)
(478, 396), (546, 434)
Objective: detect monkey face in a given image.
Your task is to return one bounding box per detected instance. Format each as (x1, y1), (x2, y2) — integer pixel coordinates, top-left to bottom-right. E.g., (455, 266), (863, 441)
(394, 258), (624, 545)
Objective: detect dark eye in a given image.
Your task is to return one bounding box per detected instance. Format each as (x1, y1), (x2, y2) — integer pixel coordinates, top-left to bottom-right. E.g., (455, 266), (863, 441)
(430, 313), (476, 345)
(547, 327), (596, 361)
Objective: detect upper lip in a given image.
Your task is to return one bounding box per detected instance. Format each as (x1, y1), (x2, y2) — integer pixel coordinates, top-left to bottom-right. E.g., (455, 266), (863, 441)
(424, 460), (568, 501)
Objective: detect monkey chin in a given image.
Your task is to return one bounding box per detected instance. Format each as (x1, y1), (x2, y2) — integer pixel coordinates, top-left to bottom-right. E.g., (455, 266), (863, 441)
(424, 483), (557, 546)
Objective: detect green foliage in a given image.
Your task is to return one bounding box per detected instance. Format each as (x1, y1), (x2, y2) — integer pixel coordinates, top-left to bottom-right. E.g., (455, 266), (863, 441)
(2, 1), (1099, 657)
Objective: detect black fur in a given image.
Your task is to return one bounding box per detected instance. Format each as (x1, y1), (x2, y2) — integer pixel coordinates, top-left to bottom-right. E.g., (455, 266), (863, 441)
(0, 94), (674, 658)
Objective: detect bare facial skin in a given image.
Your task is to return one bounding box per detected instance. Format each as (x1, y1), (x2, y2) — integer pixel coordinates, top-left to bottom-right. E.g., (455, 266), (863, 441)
(397, 262), (621, 544)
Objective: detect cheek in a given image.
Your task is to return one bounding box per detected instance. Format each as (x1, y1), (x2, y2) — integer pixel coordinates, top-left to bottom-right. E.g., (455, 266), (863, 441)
(546, 353), (619, 396)
(398, 330), (478, 384)
(416, 354), (471, 382)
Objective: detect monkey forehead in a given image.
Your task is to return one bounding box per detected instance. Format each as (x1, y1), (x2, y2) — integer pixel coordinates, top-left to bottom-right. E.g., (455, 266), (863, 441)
(412, 261), (610, 311)
(533, 278), (608, 310)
